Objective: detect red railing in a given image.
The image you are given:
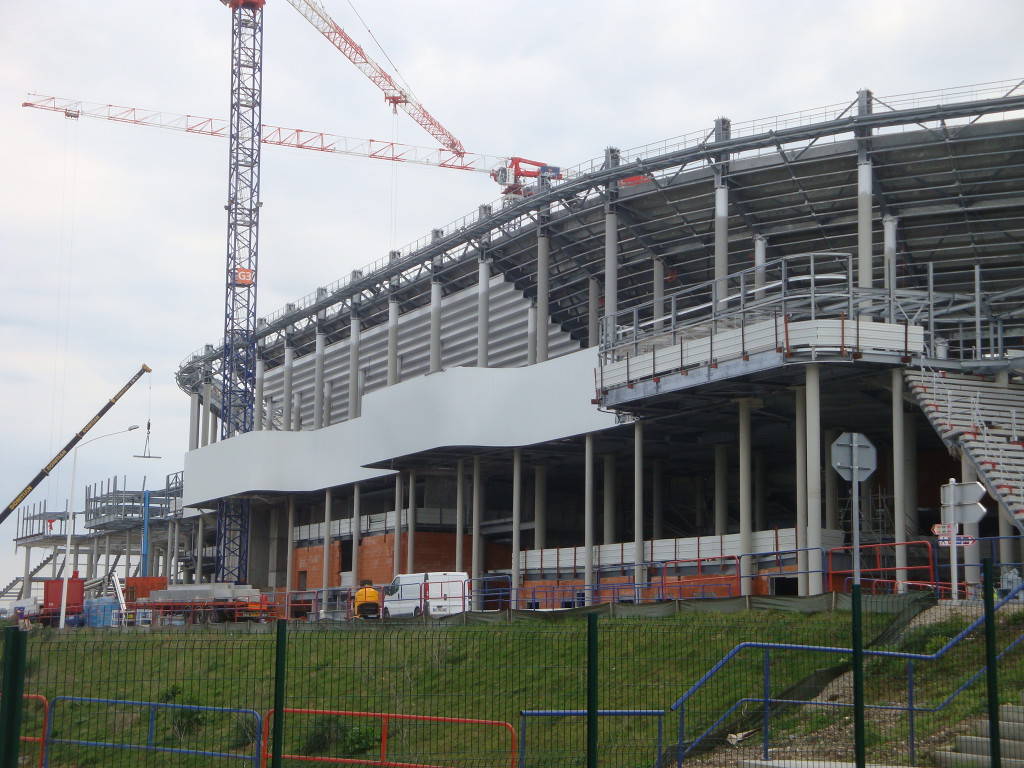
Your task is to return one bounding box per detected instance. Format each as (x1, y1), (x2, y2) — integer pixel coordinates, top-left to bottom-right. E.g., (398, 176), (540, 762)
(261, 708), (516, 768)
(827, 540), (936, 592)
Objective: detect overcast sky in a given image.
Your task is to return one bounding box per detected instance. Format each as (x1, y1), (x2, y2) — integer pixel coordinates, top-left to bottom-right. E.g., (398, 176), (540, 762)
(1, 0), (1022, 591)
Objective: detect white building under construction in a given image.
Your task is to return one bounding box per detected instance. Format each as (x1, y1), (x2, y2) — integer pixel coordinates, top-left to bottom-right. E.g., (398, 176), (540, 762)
(14, 80), (1024, 607)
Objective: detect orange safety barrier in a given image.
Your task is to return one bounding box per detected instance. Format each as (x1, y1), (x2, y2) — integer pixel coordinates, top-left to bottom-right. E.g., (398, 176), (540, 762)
(826, 540), (935, 593)
(262, 708), (517, 768)
(18, 693), (48, 768)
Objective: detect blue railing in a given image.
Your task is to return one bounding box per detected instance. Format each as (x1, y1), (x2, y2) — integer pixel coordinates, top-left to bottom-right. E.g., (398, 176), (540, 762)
(43, 696), (263, 767)
(669, 581), (1024, 764)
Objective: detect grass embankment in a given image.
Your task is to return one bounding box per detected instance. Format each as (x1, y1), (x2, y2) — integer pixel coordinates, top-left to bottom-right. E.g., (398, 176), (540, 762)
(10, 601), (1012, 768)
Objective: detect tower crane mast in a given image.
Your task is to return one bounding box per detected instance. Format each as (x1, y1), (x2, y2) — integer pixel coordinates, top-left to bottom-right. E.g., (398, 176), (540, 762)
(215, 0), (266, 583)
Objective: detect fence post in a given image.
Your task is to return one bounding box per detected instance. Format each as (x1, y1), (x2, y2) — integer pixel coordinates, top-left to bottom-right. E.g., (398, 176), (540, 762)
(983, 558), (1002, 768)
(852, 584), (865, 768)
(0, 625), (27, 768)
(272, 619), (288, 768)
(587, 613), (598, 768)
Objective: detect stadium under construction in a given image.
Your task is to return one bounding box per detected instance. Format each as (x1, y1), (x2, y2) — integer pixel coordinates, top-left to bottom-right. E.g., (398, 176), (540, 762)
(11, 79), (1024, 613)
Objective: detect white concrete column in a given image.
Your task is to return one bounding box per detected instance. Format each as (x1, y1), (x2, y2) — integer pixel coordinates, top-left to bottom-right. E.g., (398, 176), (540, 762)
(891, 368), (909, 590)
(653, 257), (665, 330)
(754, 234), (767, 300)
(164, 523), (172, 580)
(21, 545), (32, 599)
(196, 515), (204, 584)
(511, 448), (522, 608)
(584, 433), (595, 604)
(477, 258), (490, 368)
(282, 345), (294, 431)
(254, 358), (265, 431)
(795, 388), (808, 596)
(286, 496), (296, 593)
(739, 399), (754, 596)
(714, 185), (729, 286)
(534, 465), (547, 551)
(387, 294), (400, 386)
(322, 489), (332, 591)
(805, 366), (823, 595)
(825, 429), (840, 530)
(89, 536), (99, 580)
(200, 381), (212, 448)
(393, 473), (403, 578)
(652, 459), (664, 540)
(406, 471), (417, 573)
(537, 223), (550, 362)
(527, 304), (538, 366)
(267, 507), (279, 589)
(314, 333), (325, 428)
(588, 276), (600, 349)
(961, 455), (982, 587)
(472, 457), (484, 609)
(352, 483), (362, 583)
(429, 278), (443, 373)
(603, 455), (616, 544)
(348, 307), (361, 419)
(292, 391), (302, 431)
(604, 207), (618, 320)
(323, 380), (333, 427)
(883, 215), (899, 295)
(633, 420), (645, 573)
(714, 444), (728, 536)
(858, 162), (874, 292)
(189, 392), (201, 449)
(455, 459), (465, 572)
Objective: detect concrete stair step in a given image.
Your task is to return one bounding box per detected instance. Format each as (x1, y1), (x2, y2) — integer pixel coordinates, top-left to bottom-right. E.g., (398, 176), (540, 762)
(1003, 704), (1024, 723)
(933, 750), (1024, 768)
(978, 719), (1024, 741)
(956, 734), (1024, 758)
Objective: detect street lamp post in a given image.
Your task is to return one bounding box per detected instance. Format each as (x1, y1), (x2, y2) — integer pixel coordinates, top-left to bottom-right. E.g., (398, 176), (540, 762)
(59, 424), (139, 629)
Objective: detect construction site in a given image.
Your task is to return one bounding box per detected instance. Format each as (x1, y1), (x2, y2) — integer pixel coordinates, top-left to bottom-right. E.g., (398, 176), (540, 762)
(3, 1), (1024, 626)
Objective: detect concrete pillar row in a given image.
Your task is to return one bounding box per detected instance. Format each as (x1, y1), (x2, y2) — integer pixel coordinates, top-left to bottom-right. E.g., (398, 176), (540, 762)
(429, 278), (443, 373)
(348, 307), (361, 420)
(455, 459), (465, 573)
(406, 471), (417, 573)
(352, 483), (362, 585)
(314, 333), (325, 428)
(805, 366), (823, 595)
(795, 388), (808, 596)
(254, 358), (265, 431)
(511, 448), (522, 608)
(477, 258), (490, 368)
(891, 368), (909, 589)
(738, 399), (754, 596)
(282, 345), (294, 431)
(536, 214), (550, 363)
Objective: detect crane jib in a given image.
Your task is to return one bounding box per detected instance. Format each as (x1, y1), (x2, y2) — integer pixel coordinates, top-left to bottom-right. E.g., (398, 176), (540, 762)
(0, 364), (151, 526)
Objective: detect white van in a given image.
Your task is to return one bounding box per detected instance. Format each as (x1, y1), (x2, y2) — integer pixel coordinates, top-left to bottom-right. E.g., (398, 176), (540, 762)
(382, 572), (469, 619)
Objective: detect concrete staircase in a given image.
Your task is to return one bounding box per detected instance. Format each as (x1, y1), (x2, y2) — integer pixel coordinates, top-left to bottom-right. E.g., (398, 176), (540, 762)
(932, 701), (1024, 767)
(904, 368), (1024, 527)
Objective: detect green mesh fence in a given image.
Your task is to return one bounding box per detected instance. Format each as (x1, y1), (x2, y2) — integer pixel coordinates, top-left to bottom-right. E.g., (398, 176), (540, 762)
(3, 592), (1023, 768)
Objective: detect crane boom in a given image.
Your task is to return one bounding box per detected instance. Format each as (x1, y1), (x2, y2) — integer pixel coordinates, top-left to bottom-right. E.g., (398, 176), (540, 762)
(285, 0), (465, 154)
(22, 95), (502, 173)
(1, 364), (152, 527)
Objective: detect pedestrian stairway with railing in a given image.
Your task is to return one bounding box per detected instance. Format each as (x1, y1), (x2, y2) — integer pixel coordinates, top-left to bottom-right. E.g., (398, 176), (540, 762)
(904, 368), (1024, 527)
